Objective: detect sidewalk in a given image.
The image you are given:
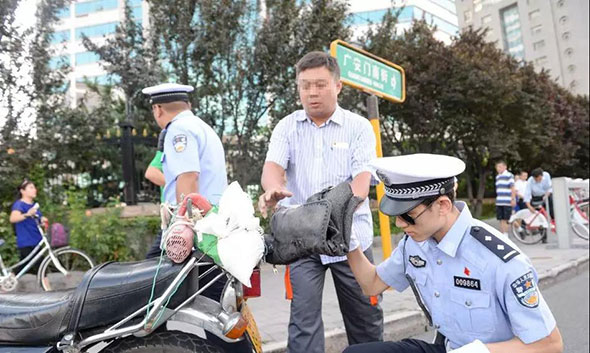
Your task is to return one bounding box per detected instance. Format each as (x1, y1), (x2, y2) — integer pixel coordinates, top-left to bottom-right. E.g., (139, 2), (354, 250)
(250, 219), (590, 353)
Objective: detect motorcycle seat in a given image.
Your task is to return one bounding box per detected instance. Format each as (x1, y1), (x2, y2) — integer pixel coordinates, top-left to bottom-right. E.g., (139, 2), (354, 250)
(0, 256), (194, 345)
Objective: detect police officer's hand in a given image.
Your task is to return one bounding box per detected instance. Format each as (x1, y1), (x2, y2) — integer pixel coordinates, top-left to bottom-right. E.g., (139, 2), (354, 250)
(157, 129), (167, 152)
(258, 188), (293, 218)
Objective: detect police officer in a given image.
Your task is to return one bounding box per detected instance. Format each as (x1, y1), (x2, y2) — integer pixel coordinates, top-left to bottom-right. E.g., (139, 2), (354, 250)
(142, 83), (228, 259)
(344, 154), (563, 353)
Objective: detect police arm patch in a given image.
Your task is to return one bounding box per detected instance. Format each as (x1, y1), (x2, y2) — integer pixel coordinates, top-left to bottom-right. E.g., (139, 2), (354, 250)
(511, 271), (539, 308)
(172, 134), (187, 152)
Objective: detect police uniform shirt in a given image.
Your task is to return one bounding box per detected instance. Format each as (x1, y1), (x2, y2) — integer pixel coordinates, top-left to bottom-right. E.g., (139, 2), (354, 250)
(162, 110), (228, 205)
(376, 201), (556, 349)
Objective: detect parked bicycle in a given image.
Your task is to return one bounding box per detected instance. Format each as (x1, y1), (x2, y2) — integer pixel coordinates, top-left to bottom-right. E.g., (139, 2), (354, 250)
(509, 193), (589, 244)
(0, 217), (94, 292)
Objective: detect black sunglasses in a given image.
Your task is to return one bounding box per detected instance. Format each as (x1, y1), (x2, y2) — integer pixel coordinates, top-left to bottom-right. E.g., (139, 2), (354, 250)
(398, 200), (436, 225)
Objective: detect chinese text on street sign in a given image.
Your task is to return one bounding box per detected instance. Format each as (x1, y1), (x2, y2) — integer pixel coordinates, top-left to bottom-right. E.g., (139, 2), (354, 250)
(330, 40), (405, 103)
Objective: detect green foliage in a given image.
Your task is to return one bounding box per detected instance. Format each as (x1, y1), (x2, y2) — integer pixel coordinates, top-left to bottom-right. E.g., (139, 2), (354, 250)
(371, 210), (403, 237)
(0, 211), (18, 265)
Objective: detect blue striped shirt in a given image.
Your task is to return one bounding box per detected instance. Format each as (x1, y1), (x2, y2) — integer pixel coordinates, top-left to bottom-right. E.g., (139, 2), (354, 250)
(495, 170), (514, 206)
(265, 106), (376, 264)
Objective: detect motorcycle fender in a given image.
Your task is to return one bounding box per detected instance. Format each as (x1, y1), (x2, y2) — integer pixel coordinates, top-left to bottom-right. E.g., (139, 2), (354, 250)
(166, 294), (242, 344)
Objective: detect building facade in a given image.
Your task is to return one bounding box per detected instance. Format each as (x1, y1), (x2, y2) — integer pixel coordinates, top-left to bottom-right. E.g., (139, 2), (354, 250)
(348, 0), (460, 44)
(50, 0), (147, 106)
(456, 0), (589, 96)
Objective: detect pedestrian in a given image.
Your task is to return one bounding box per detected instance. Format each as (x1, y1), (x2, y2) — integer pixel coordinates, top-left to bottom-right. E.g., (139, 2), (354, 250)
(344, 153), (563, 353)
(141, 83), (228, 259)
(9, 179), (48, 273)
(524, 168), (554, 243)
(514, 170), (528, 211)
(258, 51), (384, 353)
(494, 161), (516, 236)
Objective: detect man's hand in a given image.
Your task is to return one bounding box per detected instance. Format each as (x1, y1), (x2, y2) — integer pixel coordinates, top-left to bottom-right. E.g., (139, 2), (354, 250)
(450, 340), (490, 353)
(258, 188), (293, 218)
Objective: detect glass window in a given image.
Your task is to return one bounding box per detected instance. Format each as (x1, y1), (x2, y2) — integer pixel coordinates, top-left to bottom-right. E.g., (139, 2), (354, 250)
(482, 15), (492, 25)
(464, 10), (472, 22)
(501, 4), (525, 60)
(57, 6), (70, 18)
(75, 51), (101, 65)
(75, 22), (118, 40)
(76, 0), (118, 16)
(51, 30), (70, 44)
(529, 9), (540, 21)
(127, 0), (142, 7)
(77, 74), (121, 85)
(49, 55), (71, 69)
(531, 25), (542, 35)
(533, 40), (545, 50)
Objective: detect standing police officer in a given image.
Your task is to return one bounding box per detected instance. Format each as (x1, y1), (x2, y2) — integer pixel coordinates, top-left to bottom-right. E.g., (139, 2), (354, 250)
(142, 83), (228, 258)
(344, 154), (563, 353)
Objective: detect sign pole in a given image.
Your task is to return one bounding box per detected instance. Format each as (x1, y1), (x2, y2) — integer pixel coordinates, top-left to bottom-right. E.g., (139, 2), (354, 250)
(367, 95), (393, 258)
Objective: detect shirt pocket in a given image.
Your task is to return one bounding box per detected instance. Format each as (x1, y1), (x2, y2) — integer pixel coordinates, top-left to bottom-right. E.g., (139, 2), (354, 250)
(449, 288), (495, 333)
(328, 144), (350, 178)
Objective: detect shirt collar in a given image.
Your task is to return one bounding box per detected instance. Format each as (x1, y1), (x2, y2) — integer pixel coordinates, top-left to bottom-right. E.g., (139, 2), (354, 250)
(435, 201), (472, 257)
(296, 106), (344, 126)
(170, 109), (193, 124)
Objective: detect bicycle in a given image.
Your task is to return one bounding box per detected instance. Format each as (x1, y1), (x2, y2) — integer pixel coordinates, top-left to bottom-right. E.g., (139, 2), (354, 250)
(509, 194), (589, 244)
(0, 217), (94, 292)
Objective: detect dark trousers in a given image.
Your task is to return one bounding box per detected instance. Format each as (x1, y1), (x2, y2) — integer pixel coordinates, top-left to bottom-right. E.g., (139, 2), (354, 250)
(15, 246), (39, 274)
(344, 339), (446, 353)
(287, 248), (384, 353)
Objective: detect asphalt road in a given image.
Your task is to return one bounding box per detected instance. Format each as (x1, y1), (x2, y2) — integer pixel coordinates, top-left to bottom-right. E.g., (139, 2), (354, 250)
(412, 269), (590, 353)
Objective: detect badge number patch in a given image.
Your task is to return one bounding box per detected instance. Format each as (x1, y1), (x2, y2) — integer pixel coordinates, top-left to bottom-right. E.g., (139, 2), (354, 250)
(454, 276), (481, 290)
(409, 255), (426, 268)
(511, 271), (539, 308)
(172, 134), (187, 153)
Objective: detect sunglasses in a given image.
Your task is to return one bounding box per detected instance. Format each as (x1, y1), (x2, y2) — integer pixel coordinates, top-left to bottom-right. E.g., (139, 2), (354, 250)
(398, 200), (436, 225)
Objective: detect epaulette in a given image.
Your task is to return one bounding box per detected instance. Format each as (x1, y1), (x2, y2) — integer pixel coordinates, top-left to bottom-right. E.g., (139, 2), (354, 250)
(470, 226), (520, 263)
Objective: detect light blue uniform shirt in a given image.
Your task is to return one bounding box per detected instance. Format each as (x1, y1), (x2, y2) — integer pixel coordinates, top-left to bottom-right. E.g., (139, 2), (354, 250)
(162, 110), (228, 205)
(265, 106), (377, 264)
(524, 172), (552, 203)
(376, 202), (556, 349)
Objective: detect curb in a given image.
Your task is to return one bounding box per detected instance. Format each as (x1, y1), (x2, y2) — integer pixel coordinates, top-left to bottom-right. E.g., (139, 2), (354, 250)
(261, 253), (589, 353)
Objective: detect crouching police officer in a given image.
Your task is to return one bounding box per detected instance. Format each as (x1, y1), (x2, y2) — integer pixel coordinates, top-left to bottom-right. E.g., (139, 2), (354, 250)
(345, 154), (563, 353)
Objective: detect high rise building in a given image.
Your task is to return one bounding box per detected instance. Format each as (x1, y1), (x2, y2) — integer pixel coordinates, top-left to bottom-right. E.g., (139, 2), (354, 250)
(348, 0), (460, 44)
(456, 0), (589, 96)
(50, 0), (147, 106)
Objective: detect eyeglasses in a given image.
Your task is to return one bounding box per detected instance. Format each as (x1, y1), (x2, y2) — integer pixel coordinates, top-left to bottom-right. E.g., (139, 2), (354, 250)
(398, 201), (436, 225)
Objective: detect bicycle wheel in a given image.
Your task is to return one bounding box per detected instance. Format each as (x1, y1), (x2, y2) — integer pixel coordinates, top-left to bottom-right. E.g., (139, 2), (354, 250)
(510, 217), (545, 244)
(37, 248), (94, 291)
(571, 202), (589, 240)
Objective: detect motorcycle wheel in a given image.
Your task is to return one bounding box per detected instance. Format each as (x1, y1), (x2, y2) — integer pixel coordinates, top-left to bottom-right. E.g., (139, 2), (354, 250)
(100, 330), (224, 353)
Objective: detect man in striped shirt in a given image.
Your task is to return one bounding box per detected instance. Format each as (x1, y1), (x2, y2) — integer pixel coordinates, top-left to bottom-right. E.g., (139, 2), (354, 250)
(259, 51), (383, 353)
(495, 161), (516, 235)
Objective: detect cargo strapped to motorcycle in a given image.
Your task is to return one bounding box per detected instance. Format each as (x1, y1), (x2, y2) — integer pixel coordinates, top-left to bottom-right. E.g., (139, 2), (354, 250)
(58, 261), (113, 351)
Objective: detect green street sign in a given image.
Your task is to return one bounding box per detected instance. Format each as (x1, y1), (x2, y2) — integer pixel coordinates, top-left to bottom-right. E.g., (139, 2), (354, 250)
(330, 40), (405, 103)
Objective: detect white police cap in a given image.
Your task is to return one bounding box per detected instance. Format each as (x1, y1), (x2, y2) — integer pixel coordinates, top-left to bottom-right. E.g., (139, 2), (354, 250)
(369, 153), (465, 216)
(142, 83), (194, 104)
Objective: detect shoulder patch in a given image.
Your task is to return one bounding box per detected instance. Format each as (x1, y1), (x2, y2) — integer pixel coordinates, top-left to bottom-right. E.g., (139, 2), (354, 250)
(511, 271), (539, 308)
(470, 226), (519, 263)
(172, 134), (187, 153)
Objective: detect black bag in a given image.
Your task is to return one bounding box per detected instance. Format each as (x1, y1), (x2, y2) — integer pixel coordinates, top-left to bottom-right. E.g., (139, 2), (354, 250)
(264, 182), (363, 265)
